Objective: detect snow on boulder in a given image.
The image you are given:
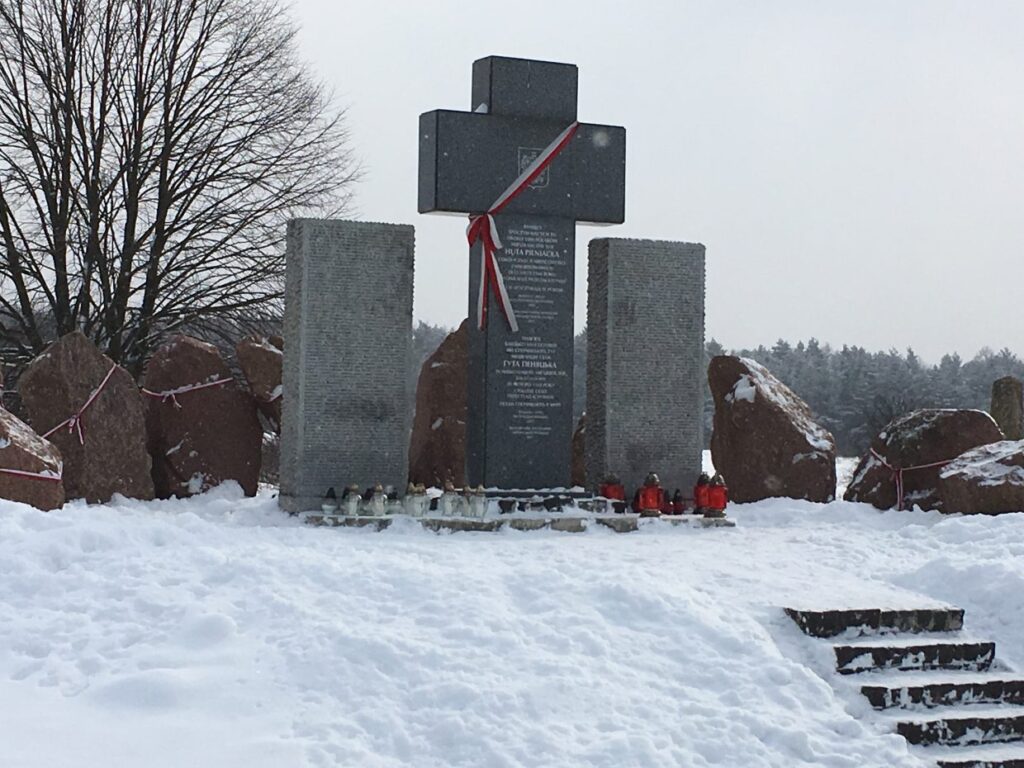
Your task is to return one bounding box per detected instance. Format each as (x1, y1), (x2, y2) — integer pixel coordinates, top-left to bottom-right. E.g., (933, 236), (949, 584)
(236, 335), (283, 433)
(845, 409), (1003, 511)
(20, 331), (153, 503)
(143, 335), (262, 498)
(708, 356), (836, 503)
(939, 440), (1024, 514)
(0, 408), (65, 510)
(408, 320), (467, 487)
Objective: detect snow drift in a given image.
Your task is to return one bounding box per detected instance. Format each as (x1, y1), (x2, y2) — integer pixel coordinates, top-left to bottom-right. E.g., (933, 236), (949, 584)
(2, 476), (1023, 766)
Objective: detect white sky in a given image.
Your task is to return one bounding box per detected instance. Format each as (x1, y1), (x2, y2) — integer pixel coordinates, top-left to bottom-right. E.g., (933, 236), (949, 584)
(292, 0), (1023, 363)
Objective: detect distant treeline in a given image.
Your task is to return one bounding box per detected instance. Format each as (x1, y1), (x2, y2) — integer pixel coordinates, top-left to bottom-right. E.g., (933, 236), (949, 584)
(414, 322), (1024, 457)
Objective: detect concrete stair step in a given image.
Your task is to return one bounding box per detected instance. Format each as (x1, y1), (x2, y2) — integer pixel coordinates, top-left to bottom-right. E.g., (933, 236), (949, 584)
(855, 670), (1016, 686)
(897, 709), (1024, 747)
(835, 641), (995, 675)
(845, 632), (981, 648)
(930, 741), (1024, 767)
(863, 678), (1024, 710)
(785, 607), (964, 638)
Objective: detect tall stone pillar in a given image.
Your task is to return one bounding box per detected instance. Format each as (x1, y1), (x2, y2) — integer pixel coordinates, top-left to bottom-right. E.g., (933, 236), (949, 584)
(585, 238), (705, 495)
(991, 375), (1023, 440)
(279, 219), (415, 512)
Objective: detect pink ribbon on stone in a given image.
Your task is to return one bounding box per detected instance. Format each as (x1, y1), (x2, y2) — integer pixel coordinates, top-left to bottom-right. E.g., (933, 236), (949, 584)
(141, 377), (233, 409)
(42, 365), (118, 445)
(0, 466), (63, 483)
(868, 447), (955, 511)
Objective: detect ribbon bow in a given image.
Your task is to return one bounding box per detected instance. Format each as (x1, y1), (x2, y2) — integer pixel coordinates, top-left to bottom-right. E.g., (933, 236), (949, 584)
(869, 447), (954, 511)
(141, 377), (232, 409)
(468, 121), (580, 333)
(42, 365), (117, 445)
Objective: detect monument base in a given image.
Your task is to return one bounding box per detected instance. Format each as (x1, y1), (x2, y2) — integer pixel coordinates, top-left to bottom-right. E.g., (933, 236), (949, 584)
(304, 513), (736, 534)
(278, 493), (339, 514)
(481, 488), (590, 499)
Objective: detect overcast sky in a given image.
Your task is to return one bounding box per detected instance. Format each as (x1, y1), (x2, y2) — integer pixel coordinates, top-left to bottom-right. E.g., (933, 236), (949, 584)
(291, 0), (1022, 363)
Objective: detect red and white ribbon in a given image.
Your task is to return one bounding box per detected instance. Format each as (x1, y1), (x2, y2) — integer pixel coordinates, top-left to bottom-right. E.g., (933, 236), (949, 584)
(141, 377), (232, 409)
(42, 365), (117, 445)
(869, 447), (954, 511)
(467, 121), (580, 332)
(0, 466), (62, 483)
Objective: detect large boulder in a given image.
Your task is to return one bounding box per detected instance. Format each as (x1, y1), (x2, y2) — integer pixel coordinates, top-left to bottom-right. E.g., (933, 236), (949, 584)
(939, 440), (1024, 515)
(143, 335), (262, 498)
(0, 408), (65, 510)
(991, 376), (1023, 441)
(408, 320), (467, 487)
(709, 356), (836, 503)
(236, 336), (282, 432)
(845, 409), (1003, 511)
(20, 331), (154, 503)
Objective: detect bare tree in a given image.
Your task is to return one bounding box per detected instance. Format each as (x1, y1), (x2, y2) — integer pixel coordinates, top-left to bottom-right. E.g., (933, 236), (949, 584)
(0, 0), (356, 372)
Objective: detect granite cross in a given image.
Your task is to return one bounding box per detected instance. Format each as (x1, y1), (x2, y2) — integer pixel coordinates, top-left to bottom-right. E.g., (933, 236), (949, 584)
(419, 56), (626, 489)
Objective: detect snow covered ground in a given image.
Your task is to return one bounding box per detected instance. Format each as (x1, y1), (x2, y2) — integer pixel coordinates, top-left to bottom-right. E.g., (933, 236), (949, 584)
(2, 457), (1023, 767)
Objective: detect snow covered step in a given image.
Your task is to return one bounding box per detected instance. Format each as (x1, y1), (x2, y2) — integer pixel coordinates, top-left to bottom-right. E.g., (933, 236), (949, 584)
(785, 607), (964, 639)
(929, 741), (1024, 767)
(862, 677), (1024, 710)
(595, 515), (736, 532)
(937, 756), (1024, 768)
(844, 632), (981, 648)
(834, 641), (995, 675)
(896, 708), (1024, 746)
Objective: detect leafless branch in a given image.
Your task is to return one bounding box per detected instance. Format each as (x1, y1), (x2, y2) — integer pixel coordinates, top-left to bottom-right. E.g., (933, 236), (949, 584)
(0, 0), (358, 372)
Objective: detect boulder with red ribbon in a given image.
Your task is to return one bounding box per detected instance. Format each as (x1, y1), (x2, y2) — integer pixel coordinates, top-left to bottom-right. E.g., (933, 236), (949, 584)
(19, 331), (154, 503)
(0, 408), (65, 510)
(236, 335), (283, 432)
(143, 335), (262, 498)
(844, 409), (1003, 511)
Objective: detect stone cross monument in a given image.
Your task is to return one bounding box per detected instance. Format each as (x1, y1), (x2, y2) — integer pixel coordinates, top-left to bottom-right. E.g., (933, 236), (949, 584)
(418, 56), (625, 489)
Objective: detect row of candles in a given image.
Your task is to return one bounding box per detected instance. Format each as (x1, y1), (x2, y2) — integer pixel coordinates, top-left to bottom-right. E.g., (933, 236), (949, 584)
(321, 483), (489, 518)
(318, 473), (729, 519)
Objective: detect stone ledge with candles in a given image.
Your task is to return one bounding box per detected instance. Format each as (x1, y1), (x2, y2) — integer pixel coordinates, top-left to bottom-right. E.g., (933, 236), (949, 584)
(304, 470), (736, 533)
